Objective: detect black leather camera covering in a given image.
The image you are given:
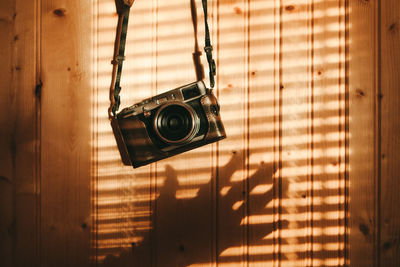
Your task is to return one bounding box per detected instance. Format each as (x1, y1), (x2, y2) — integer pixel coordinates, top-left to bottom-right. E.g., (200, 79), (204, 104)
(201, 91), (225, 140)
(110, 117), (132, 165)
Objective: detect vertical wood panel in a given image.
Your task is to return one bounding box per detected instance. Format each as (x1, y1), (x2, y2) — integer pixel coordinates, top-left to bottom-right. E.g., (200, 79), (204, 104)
(273, 2), (281, 265)
(247, 0), (277, 265)
(216, 0), (248, 264)
(312, 0), (346, 265)
(41, 0), (92, 265)
(279, 0), (312, 265)
(13, 0), (41, 265)
(0, 1), (16, 266)
(348, 0), (378, 265)
(380, 0), (400, 265)
(0, 0), (41, 266)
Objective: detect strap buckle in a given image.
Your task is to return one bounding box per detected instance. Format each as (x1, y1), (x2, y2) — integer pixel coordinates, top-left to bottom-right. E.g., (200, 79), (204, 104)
(113, 86), (122, 114)
(205, 45), (216, 87)
(204, 45), (213, 54)
(111, 55), (126, 65)
(209, 59), (216, 76)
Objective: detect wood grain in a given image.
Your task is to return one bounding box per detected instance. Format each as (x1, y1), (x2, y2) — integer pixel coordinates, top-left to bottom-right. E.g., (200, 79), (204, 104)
(13, 0), (42, 265)
(0, 1), (15, 264)
(312, 0), (347, 265)
(0, 0), (41, 266)
(216, 0), (248, 264)
(348, 0), (378, 265)
(247, 0), (277, 265)
(279, 0), (313, 265)
(380, 0), (400, 265)
(40, 0), (92, 266)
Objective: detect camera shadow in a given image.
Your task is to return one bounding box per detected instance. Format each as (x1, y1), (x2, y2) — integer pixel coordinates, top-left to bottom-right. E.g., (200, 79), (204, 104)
(100, 151), (288, 266)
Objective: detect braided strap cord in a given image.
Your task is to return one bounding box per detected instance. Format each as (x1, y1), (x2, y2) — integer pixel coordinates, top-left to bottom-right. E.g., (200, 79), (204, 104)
(108, 6), (130, 119)
(202, 0), (216, 88)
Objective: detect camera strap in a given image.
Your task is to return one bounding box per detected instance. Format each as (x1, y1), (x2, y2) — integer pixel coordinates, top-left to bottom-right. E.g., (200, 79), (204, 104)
(109, 0), (216, 119)
(108, 1), (132, 118)
(201, 0), (216, 89)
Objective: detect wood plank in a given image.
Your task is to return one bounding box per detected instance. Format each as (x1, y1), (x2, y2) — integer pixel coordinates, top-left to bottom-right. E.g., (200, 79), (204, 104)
(272, 3), (281, 265)
(0, 1), (15, 264)
(380, 0), (400, 265)
(13, 0), (41, 265)
(40, 0), (92, 265)
(215, 0), (248, 265)
(348, 0), (378, 265)
(0, 0), (41, 266)
(311, 0), (347, 265)
(247, 0), (278, 265)
(279, 0), (313, 265)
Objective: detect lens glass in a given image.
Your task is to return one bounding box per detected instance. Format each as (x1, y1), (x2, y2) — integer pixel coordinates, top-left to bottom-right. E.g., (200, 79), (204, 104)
(155, 104), (194, 143)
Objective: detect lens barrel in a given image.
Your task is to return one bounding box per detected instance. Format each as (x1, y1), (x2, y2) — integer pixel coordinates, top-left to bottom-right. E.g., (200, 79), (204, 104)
(154, 102), (199, 144)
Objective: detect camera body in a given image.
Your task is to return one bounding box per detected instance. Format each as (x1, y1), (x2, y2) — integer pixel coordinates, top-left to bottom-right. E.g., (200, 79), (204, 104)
(112, 81), (226, 168)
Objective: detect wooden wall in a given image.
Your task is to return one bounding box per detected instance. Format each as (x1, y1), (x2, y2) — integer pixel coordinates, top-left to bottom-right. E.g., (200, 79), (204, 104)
(349, 0), (400, 266)
(0, 0), (399, 266)
(0, 0), (92, 266)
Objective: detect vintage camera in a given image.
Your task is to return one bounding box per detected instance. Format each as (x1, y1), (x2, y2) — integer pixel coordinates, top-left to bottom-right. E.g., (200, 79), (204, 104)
(112, 81), (226, 168)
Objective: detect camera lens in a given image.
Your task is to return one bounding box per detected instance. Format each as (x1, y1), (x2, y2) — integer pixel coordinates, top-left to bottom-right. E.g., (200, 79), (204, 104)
(154, 102), (198, 144)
